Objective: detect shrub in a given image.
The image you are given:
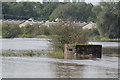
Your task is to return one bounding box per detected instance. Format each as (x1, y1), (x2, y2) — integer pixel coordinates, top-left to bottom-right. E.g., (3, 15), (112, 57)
(47, 49), (64, 59)
(50, 22), (88, 50)
(2, 23), (21, 38)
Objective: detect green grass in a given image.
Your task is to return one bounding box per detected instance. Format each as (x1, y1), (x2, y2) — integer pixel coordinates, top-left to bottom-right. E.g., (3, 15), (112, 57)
(2, 53), (22, 57)
(2, 50), (41, 57)
(100, 38), (120, 42)
(2, 49), (64, 59)
(35, 35), (50, 38)
(26, 50), (36, 57)
(47, 50), (64, 59)
(18, 34), (36, 38)
(88, 36), (120, 42)
(18, 34), (50, 38)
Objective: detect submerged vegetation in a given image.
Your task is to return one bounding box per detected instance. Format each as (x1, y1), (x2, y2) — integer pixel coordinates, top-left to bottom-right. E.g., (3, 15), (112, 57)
(2, 50), (45, 57)
(2, 47), (119, 58)
(47, 50), (64, 59)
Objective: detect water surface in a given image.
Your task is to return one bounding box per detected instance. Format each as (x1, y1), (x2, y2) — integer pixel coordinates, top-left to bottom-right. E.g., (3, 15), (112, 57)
(1, 38), (119, 78)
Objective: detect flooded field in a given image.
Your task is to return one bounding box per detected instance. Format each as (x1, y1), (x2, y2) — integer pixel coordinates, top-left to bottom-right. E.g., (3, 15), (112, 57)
(1, 38), (119, 78)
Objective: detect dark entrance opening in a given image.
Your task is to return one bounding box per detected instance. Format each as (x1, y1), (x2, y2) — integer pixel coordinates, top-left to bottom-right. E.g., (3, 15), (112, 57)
(76, 45), (102, 58)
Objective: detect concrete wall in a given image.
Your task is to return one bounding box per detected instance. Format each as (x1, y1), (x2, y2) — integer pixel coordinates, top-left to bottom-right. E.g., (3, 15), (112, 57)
(64, 44), (102, 59)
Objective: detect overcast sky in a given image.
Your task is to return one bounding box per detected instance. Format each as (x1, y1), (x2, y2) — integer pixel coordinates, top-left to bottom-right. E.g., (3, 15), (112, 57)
(16, 0), (100, 2)
(16, 0), (100, 5)
(16, 0), (119, 5)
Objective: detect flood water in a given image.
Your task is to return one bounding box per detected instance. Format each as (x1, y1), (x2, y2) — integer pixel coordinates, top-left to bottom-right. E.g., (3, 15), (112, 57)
(1, 38), (119, 78)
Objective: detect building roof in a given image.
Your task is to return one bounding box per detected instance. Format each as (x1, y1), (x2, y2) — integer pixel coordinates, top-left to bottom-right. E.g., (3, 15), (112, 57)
(82, 22), (97, 29)
(19, 20), (43, 28)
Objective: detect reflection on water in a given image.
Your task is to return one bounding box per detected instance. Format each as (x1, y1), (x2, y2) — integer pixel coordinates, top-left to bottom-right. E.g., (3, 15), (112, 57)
(102, 47), (119, 57)
(2, 57), (118, 78)
(54, 63), (117, 78)
(1, 38), (119, 78)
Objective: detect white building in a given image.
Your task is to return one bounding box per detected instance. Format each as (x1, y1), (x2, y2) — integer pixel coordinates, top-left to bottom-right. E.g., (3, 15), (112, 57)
(19, 19), (44, 28)
(82, 22), (97, 29)
(42, 20), (57, 27)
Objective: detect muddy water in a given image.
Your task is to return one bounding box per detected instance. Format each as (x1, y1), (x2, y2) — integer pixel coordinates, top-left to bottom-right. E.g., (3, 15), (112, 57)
(1, 38), (119, 78)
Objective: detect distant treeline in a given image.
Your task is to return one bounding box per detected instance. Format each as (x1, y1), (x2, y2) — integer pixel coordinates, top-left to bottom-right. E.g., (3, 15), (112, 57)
(2, 2), (65, 20)
(2, 2), (120, 39)
(2, 2), (95, 22)
(2, 23), (51, 38)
